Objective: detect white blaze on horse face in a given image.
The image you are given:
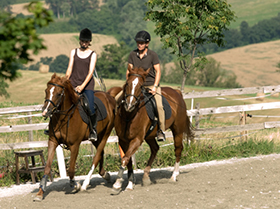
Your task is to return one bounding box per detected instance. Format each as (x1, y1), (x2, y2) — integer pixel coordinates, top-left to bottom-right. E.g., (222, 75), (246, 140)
(129, 77), (139, 105)
(42, 86), (55, 116)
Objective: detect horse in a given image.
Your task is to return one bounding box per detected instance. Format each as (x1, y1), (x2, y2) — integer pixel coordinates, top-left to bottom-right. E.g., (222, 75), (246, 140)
(34, 73), (116, 201)
(111, 66), (194, 193)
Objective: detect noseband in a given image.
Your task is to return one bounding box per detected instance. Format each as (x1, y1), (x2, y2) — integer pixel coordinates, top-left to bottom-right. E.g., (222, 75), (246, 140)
(44, 82), (65, 113)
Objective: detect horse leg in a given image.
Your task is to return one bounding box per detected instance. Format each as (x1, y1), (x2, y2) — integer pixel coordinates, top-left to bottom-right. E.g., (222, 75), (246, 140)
(98, 150), (111, 182)
(81, 138), (109, 191)
(68, 144), (81, 191)
(112, 138), (141, 193)
(34, 140), (57, 202)
(170, 133), (184, 182)
(142, 138), (159, 186)
(125, 159), (134, 191)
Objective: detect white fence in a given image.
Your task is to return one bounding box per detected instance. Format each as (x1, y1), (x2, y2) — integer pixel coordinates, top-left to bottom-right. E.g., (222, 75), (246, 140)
(1, 84), (280, 177)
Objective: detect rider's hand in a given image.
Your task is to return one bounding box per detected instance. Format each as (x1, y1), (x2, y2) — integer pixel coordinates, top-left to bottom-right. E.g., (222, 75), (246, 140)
(75, 85), (83, 93)
(149, 86), (157, 95)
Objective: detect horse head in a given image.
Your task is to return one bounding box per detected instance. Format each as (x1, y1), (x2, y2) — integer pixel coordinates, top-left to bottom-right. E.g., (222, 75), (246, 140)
(42, 73), (73, 117)
(123, 66), (150, 112)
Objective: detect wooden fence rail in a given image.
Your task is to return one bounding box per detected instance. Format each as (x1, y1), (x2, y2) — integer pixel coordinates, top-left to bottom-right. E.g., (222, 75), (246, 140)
(1, 84), (280, 177)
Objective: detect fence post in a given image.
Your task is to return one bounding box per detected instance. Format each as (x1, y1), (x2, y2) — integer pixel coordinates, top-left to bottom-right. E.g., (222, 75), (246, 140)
(195, 103), (200, 129)
(28, 112), (33, 142)
(239, 111), (247, 140)
(56, 146), (67, 178)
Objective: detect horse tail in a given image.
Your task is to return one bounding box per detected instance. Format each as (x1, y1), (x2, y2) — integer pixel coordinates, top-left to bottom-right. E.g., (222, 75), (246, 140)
(178, 90), (195, 142)
(185, 113), (195, 142)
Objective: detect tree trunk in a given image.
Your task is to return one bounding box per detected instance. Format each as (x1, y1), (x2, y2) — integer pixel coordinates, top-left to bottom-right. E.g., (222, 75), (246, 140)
(181, 70), (187, 93)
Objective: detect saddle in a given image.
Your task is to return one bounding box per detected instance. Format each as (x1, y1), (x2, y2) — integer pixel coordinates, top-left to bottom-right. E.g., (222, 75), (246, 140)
(143, 92), (171, 120)
(78, 92), (107, 125)
(143, 91), (171, 138)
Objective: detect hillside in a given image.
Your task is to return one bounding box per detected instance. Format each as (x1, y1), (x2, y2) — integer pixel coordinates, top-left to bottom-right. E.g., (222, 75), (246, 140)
(207, 40), (280, 87)
(29, 33), (118, 64)
(227, 0), (280, 29)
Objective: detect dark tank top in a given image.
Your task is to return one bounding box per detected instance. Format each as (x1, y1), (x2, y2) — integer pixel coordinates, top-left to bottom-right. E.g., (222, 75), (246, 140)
(69, 48), (95, 90)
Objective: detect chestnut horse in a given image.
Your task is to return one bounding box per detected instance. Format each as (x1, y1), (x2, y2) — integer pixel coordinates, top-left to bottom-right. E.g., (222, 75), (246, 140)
(34, 74), (116, 201)
(111, 66), (194, 193)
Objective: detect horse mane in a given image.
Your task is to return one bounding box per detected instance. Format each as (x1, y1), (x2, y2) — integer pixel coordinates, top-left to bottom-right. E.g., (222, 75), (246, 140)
(48, 73), (78, 104)
(63, 78), (79, 104)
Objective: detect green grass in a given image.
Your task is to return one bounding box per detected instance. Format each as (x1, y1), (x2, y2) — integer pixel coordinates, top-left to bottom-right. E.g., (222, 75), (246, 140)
(228, 0), (280, 29)
(1, 109), (280, 187)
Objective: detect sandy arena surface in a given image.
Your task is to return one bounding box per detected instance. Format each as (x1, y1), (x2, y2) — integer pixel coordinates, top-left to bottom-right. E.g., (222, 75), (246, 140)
(1, 154), (280, 209)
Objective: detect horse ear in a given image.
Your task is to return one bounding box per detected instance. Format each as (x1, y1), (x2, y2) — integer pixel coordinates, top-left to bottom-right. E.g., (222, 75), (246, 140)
(144, 68), (151, 77)
(51, 73), (57, 79)
(62, 76), (68, 83)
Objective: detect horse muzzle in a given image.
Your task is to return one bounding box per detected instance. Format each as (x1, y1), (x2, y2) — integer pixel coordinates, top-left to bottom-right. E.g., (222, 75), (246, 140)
(124, 103), (135, 112)
(42, 107), (53, 118)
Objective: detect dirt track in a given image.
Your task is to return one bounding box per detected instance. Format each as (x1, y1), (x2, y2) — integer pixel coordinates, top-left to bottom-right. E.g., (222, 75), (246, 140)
(1, 154), (280, 209)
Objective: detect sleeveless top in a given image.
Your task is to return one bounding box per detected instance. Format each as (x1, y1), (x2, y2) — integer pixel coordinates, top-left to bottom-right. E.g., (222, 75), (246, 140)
(69, 48), (95, 91)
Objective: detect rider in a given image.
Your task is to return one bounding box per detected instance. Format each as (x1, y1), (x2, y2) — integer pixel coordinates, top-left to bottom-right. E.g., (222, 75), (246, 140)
(65, 28), (98, 142)
(116, 30), (166, 141)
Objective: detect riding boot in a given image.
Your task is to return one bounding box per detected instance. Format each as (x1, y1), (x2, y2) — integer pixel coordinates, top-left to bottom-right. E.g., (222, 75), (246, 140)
(89, 113), (97, 142)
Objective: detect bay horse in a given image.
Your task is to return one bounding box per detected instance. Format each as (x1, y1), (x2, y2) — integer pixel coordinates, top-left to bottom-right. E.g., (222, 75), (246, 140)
(34, 73), (116, 201)
(111, 66), (194, 193)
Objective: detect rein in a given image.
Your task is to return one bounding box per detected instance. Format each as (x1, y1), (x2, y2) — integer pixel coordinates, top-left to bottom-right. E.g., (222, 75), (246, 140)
(45, 82), (79, 150)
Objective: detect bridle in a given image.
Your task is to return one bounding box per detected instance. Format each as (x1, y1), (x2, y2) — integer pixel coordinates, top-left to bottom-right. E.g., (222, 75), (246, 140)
(44, 82), (65, 115)
(124, 73), (145, 111)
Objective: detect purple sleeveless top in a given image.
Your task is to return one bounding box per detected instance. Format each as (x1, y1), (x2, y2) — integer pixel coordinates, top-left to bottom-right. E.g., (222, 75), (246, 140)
(69, 48), (95, 91)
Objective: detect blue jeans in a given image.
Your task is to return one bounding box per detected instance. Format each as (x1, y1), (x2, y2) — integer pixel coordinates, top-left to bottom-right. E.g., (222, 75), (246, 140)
(83, 90), (95, 115)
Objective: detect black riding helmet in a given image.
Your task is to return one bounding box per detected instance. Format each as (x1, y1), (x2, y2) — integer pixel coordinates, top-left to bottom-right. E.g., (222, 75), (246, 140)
(79, 28), (92, 41)
(134, 30), (151, 43)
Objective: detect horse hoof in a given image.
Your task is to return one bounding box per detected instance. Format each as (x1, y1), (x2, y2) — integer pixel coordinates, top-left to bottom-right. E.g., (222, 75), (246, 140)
(111, 187), (122, 195)
(80, 184), (88, 192)
(102, 172), (111, 183)
(169, 176), (177, 183)
(33, 195), (43, 202)
(125, 181), (134, 191)
(74, 182), (81, 191)
(142, 178), (152, 186)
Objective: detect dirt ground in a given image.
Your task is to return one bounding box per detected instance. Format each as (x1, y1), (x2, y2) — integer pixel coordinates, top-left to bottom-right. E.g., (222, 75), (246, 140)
(1, 154), (280, 209)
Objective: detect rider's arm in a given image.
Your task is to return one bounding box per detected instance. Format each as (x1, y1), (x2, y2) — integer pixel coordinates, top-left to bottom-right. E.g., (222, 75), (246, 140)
(153, 63), (161, 87)
(65, 49), (75, 79)
(150, 63), (161, 94)
(126, 63), (133, 80)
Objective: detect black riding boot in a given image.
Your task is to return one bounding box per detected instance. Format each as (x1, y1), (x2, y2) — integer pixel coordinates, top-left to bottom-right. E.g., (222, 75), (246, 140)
(89, 113), (97, 142)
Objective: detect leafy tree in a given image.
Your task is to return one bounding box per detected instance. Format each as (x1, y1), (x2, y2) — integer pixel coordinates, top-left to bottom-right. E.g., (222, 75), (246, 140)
(0, 1), (53, 97)
(118, 0), (147, 48)
(46, 0), (99, 18)
(96, 42), (130, 79)
(49, 54), (69, 73)
(162, 58), (241, 88)
(240, 21), (250, 44)
(146, 0), (236, 92)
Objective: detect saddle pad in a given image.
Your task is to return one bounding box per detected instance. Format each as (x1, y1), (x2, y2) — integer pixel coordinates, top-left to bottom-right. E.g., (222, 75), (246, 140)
(78, 96), (107, 125)
(143, 92), (171, 121)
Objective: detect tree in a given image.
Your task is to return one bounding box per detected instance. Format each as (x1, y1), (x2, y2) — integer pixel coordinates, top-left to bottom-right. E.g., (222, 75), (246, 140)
(96, 42), (130, 79)
(49, 55), (69, 73)
(146, 0), (236, 92)
(118, 0), (147, 48)
(0, 1), (53, 97)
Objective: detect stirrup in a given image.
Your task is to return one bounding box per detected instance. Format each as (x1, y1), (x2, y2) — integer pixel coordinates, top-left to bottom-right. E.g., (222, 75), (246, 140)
(157, 130), (166, 142)
(89, 130), (97, 142)
(44, 130), (49, 135)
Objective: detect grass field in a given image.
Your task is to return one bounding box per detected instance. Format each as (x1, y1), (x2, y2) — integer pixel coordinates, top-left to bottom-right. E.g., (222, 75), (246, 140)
(227, 0), (280, 29)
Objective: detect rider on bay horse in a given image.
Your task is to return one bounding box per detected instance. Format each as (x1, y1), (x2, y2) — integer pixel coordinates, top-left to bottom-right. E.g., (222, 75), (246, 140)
(65, 28), (98, 142)
(115, 30), (166, 141)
